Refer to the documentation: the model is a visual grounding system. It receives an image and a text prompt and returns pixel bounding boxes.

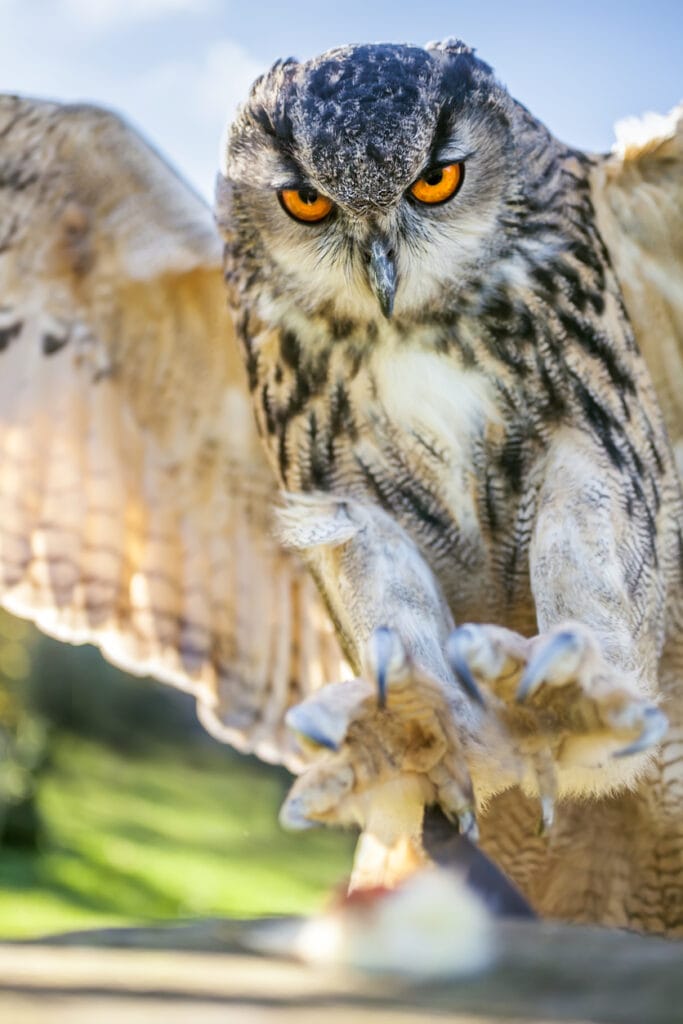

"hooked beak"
[366,237,397,319]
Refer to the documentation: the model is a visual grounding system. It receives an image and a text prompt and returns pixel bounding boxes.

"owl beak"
[366,238,397,319]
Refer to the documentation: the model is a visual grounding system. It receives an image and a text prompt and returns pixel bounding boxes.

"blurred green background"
[0,610,354,939]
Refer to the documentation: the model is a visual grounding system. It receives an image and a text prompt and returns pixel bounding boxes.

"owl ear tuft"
[240,58,299,145]
[425,38,476,58]
[273,56,299,70]
[426,38,495,80]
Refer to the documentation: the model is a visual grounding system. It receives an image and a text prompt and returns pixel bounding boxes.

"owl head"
[218,41,535,324]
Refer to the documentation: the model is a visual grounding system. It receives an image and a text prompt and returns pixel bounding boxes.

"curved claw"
[538,794,555,835]
[516,630,583,703]
[612,706,669,759]
[279,796,322,831]
[446,630,485,706]
[457,808,479,843]
[371,625,396,709]
[532,750,557,836]
[285,704,341,751]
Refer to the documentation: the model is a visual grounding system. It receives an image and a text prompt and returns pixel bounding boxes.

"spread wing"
[0,95,346,768]
[591,102,683,472]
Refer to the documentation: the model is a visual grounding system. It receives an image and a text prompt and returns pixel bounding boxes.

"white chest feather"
[369,344,501,463]
[351,344,503,556]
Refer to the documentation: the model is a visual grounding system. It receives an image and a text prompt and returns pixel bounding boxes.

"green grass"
[0,736,355,939]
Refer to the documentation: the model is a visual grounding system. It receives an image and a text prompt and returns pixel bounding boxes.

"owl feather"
[0,95,346,768]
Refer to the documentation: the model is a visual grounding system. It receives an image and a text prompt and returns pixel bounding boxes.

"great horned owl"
[0,39,682,935]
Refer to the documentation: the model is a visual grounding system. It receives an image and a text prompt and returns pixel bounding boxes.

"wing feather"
[0,95,346,768]
[591,102,683,471]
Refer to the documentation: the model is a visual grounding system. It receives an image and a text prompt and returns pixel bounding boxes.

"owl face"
[221,42,519,323]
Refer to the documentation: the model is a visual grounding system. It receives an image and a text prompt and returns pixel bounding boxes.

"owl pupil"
[424,169,443,186]
[299,189,318,205]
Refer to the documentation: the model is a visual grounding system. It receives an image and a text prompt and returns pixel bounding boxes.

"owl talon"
[285,703,342,751]
[516,629,583,702]
[279,796,321,831]
[612,705,668,758]
[446,628,486,706]
[530,750,557,836]
[366,626,411,709]
[457,808,479,842]
[369,625,398,708]
[537,794,555,836]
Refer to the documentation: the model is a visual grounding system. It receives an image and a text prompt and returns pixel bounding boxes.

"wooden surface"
[0,917,681,1024]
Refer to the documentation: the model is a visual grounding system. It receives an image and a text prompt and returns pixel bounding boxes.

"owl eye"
[409,162,464,205]
[278,187,334,223]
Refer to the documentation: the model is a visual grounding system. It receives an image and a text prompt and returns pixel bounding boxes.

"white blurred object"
[250,868,494,980]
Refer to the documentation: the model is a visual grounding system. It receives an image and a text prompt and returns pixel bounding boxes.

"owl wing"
[0,95,346,768]
[591,102,683,470]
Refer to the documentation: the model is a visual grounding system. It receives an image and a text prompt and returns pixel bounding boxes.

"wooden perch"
[0,916,681,1023]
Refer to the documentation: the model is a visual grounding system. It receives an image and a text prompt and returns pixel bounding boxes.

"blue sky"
[1,1,681,200]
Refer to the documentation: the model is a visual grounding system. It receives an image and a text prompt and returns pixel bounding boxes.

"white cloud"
[60,0,213,32]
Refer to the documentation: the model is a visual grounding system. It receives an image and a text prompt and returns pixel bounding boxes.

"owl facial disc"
[223,41,514,321]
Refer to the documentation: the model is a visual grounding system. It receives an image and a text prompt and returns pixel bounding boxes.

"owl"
[0,39,682,936]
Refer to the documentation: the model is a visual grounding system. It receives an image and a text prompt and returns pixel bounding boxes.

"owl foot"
[447,622,668,810]
[280,622,667,889]
[280,628,479,890]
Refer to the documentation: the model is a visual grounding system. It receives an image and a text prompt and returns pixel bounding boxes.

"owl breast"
[253,305,536,627]
[355,339,520,623]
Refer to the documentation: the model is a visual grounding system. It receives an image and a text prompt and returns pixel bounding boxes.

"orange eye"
[279,187,333,223]
[410,162,464,205]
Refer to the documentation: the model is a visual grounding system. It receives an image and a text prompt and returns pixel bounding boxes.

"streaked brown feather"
[0,95,345,768]
[591,102,683,471]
